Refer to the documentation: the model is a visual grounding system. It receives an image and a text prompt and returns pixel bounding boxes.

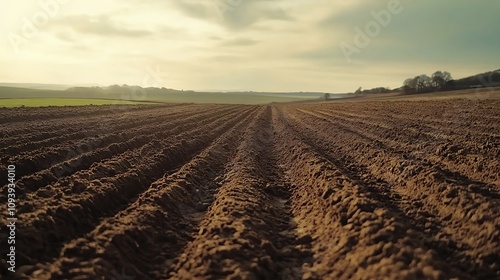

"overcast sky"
[1,0,498,92]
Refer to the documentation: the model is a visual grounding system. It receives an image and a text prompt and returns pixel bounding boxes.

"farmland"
[0,86,334,105]
[0,99,499,279]
[0,98,157,108]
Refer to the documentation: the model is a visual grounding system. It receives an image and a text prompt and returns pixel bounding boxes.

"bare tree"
[416,74,432,92]
[431,71,452,90]
[403,78,417,93]
[404,71,453,93]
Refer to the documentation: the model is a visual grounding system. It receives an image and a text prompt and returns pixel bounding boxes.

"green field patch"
[0,98,159,108]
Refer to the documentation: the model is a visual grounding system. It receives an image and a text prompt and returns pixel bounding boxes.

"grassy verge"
[0,98,160,108]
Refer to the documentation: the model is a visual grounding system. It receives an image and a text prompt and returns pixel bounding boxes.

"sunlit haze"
[1,0,498,92]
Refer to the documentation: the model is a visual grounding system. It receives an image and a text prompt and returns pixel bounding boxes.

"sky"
[1,0,499,93]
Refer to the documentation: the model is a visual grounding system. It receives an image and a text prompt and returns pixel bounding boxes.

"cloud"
[54,15,153,37]
[2,0,498,93]
[172,0,293,30]
[301,0,500,67]
[222,38,260,47]
[173,1,211,20]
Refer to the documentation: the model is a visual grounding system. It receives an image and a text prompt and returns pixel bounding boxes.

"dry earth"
[0,99,499,279]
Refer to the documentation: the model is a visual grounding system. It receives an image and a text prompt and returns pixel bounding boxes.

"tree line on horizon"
[352,69,500,95]
[402,71,453,94]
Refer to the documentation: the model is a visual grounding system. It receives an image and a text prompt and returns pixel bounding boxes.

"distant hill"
[355,68,500,95]
[0,83,73,90]
[0,85,343,104]
[0,86,66,98]
[452,69,500,89]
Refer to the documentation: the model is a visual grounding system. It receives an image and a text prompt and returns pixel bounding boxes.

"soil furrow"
[305,101,496,136]
[10,106,255,269]
[311,107,499,186]
[1,98,498,280]
[169,106,313,280]
[0,106,244,199]
[272,106,467,279]
[296,108,499,193]
[285,106,500,278]
[0,104,188,143]
[0,103,189,125]
[277,107,480,278]
[0,104,205,156]
[24,106,259,279]
[0,105,240,187]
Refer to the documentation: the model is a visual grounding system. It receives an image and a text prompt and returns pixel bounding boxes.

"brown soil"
[0,100,499,279]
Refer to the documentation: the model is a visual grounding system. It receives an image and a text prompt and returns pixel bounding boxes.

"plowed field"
[1,100,499,279]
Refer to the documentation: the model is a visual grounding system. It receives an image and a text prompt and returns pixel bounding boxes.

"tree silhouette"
[403,71,452,93]
[431,71,452,90]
